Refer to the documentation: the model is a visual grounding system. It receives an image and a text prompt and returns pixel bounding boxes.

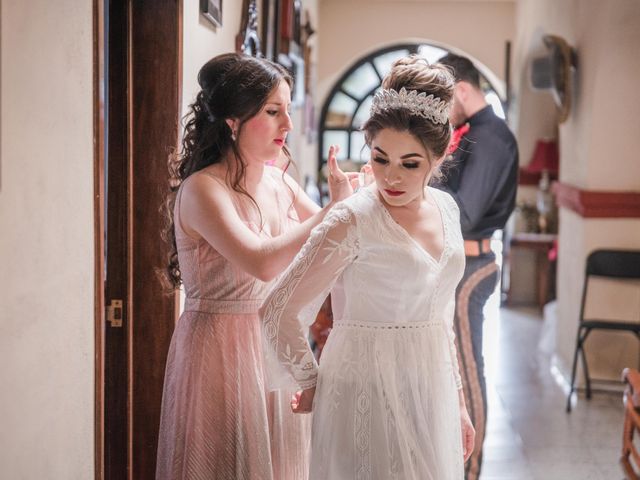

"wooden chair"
[622,368,640,479]
[566,249,640,412]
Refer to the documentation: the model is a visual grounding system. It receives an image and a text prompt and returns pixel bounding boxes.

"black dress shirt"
[436,105,519,240]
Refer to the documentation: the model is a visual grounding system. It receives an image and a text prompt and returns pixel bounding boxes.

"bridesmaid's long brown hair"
[162,53,293,289]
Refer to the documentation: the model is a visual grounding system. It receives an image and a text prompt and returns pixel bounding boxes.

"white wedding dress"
[260,184,466,480]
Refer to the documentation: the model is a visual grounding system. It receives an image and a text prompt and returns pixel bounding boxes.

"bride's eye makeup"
[372,156,420,169]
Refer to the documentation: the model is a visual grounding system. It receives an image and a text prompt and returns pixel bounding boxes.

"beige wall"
[318,1,516,108]
[514,0,640,188]
[512,0,640,380]
[282,0,320,184]
[182,0,319,183]
[0,1,95,478]
[181,1,243,116]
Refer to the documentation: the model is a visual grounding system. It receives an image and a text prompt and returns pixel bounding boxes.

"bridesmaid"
[156,53,351,480]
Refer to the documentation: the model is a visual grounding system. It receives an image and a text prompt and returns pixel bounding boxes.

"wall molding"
[552,182,640,218]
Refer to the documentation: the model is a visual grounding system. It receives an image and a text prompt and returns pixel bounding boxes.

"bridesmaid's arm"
[180,152,352,282]
[280,148,364,222]
[280,166,360,222]
[280,170,321,220]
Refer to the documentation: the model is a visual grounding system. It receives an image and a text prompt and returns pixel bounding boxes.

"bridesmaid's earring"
[231,131,237,142]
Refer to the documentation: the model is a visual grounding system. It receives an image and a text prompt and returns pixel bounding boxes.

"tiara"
[370,87,450,125]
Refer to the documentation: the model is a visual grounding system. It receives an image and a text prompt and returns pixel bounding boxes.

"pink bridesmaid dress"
[156,169,310,480]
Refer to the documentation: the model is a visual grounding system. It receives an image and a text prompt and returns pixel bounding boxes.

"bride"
[260,55,475,480]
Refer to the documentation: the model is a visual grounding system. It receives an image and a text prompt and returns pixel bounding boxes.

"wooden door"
[94,1,182,479]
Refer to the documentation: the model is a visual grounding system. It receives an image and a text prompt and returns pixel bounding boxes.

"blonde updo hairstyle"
[363,55,455,178]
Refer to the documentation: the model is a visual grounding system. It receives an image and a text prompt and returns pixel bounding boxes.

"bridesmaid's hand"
[345,163,373,192]
[460,406,476,462]
[291,386,316,414]
[327,145,353,204]
[357,162,374,190]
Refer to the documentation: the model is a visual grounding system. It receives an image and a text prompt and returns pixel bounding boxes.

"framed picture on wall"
[261,0,277,60]
[201,0,222,28]
[237,0,262,56]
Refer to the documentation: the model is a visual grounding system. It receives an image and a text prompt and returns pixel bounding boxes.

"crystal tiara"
[369,87,450,125]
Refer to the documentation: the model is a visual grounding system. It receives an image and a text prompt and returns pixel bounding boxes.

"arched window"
[317,43,504,203]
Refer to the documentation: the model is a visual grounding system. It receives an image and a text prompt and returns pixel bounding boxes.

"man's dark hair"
[438,53,481,89]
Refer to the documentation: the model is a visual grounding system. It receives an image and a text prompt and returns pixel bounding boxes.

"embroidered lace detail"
[261,203,359,390]
[334,321,444,329]
[354,335,372,480]
[432,188,465,390]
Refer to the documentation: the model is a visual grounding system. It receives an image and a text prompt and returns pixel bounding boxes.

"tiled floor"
[480,302,626,480]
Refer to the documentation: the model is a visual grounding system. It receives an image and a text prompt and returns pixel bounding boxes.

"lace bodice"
[260,185,465,391]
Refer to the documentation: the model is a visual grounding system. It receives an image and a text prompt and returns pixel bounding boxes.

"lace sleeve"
[445,297,463,390]
[440,190,464,390]
[259,204,359,391]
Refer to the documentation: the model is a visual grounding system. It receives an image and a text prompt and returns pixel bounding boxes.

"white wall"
[0,1,95,478]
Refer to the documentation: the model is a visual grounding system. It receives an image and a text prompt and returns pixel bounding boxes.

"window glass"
[350,131,370,163]
[342,63,380,100]
[372,49,410,78]
[325,92,358,128]
[352,95,375,130]
[485,92,506,119]
[417,44,448,64]
[322,131,349,160]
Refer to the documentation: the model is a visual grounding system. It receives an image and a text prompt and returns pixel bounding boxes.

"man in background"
[436,53,519,480]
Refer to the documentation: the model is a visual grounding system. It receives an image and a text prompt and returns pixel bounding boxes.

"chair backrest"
[585,249,640,280]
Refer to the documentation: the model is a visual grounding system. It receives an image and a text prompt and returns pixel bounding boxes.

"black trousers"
[455,253,499,480]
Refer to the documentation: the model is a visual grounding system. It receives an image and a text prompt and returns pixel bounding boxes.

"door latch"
[107,299,123,327]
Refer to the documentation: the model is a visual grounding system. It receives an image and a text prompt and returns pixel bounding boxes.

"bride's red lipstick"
[384,189,404,197]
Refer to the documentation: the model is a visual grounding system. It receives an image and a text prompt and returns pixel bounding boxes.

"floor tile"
[479,304,624,480]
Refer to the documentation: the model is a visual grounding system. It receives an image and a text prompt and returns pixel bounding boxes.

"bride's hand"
[291,386,316,414]
[460,406,476,462]
[327,145,353,204]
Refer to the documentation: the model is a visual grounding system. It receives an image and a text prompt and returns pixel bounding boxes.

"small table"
[507,232,557,310]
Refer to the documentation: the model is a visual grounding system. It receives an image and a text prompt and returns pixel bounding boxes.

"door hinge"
[107,299,123,327]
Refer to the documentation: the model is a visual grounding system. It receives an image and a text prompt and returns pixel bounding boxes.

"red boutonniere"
[447,123,470,155]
